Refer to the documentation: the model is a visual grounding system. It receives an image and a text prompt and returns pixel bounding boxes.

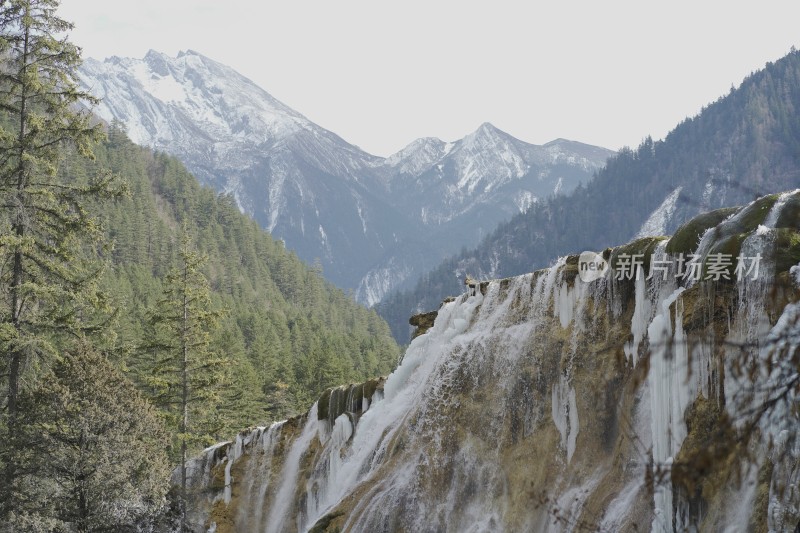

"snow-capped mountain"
[80,50,613,304]
[382,123,611,226]
[356,125,613,303]
[81,50,407,290]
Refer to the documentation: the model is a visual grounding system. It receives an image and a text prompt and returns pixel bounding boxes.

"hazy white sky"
[59,0,799,156]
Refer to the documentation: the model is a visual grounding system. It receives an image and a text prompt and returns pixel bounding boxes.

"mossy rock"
[666,207,741,256]
[707,233,747,258]
[207,499,236,533]
[208,462,227,491]
[561,254,581,284]
[700,227,800,280]
[672,395,736,500]
[727,193,780,234]
[362,377,385,401]
[317,378,386,422]
[609,236,669,273]
[317,388,333,421]
[667,194,779,260]
[410,310,438,339]
[775,192,800,229]
[319,386,353,423]
[680,282,737,333]
[774,228,800,273]
[701,233,748,280]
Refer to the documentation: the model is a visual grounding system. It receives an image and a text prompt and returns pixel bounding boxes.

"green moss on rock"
[207,499,236,533]
[775,192,800,229]
[702,233,748,279]
[666,207,741,256]
[673,395,736,500]
[362,376,385,401]
[774,228,800,273]
[609,236,669,273]
[317,388,332,422]
[317,377,386,423]
[561,254,581,284]
[729,193,779,233]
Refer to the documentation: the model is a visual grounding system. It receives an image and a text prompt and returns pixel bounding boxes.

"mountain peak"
[543,137,571,146]
[176,49,202,58]
[475,121,503,136]
[463,122,516,146]
[460,121,515,152]
[385,137,452,175]
[394,136,446,154]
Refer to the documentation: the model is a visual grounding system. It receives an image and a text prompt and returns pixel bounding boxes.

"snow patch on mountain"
[385,137,449,176]
[81,50,311,149]
[553,177,564,195]
[454,123,528,194]
[636,187,683,238]
[513,191,538,213]
[356,260,415,307]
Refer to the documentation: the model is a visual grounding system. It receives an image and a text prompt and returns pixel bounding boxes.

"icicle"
[625,271,651,366]
[647,287,687,533]
[552,374,579,463]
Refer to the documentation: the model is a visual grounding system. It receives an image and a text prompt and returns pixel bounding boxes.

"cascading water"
[182,191,800,533]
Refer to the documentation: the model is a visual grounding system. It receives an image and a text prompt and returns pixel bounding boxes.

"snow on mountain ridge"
[385,137,450,176]
[452,122,529,194]
[79,50,615,305]
[383,123,609,201]
[82,49,312,148]
[635,187,683,238]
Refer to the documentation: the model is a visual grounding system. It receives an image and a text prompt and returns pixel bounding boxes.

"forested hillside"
[0,3,398,526]
[379,47,800,343]
[92,123,399,430]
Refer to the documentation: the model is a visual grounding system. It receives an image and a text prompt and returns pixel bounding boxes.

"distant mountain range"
[377,48,800,342]
[79,50,613,305]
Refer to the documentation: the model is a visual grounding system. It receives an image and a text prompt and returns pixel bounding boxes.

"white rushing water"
[184,192,800,533]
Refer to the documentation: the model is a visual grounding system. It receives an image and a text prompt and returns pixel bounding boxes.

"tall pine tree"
[0,0,120,516]
[145,228,228,532]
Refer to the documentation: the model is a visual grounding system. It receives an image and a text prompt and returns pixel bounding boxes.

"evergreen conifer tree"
[145,227,228,532]
[14,342,170,531]
[0,0,121,515]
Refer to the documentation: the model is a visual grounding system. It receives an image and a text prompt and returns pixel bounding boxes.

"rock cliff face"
[182,192,800,532]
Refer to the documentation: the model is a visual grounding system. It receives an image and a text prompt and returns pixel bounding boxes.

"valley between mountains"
[79,50,614,307]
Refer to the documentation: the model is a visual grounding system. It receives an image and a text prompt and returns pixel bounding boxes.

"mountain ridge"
[79,50,614,305]
[377,48,800,342]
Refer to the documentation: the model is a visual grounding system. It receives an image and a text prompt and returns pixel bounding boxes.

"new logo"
[578,251,609,283]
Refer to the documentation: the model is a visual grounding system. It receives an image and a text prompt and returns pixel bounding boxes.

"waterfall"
[182,191,800,533]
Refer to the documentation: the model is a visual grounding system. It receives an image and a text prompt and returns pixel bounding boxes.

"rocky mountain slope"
[78,50,613,304]
[379,48,800,342]
[179,191,800,532]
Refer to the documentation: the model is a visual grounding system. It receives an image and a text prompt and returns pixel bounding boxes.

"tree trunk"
[3,6,30,513]
[180,263,189,533]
